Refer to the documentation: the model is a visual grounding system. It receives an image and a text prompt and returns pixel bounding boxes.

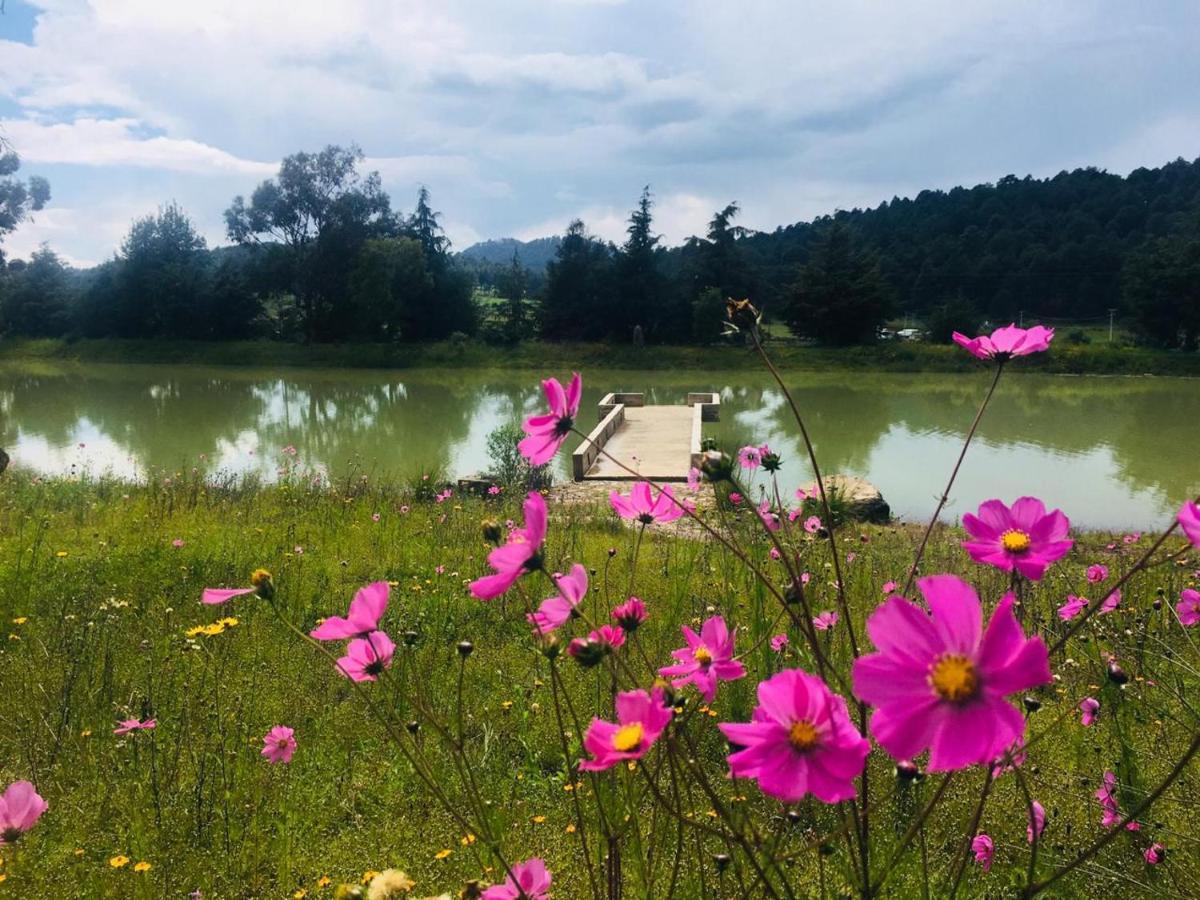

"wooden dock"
[572,392,719,481]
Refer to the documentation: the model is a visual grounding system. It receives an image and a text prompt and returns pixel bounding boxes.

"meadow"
[1,463,1198,898]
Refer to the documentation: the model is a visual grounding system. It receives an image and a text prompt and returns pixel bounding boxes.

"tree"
[399,187,476,339]
[1123,230,1200,350]
[0,145,50,264]
[784,223,891,345]
[924,291,982,343]
[114,203,211,338]
[540,220,616,340]
[495,250,531,342]
[0,245,70,336]
[345,237,433,340]
[615,186,665,339]
[225,145,395,340]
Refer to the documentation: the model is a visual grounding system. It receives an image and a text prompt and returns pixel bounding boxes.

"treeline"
[2,146,1199,348]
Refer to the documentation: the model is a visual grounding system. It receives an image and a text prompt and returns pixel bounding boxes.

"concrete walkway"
[584,405,696,480]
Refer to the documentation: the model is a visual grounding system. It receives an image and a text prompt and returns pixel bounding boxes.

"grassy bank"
[1,473,1197,897]
[2,336,1198,376]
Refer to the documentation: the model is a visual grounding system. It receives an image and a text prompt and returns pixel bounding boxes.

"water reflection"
[1,362,1195,530]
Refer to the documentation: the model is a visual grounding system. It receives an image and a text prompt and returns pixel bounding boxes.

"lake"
[1,360,1195,530]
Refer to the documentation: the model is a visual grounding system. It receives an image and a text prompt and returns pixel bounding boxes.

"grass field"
[1,467,1197,898]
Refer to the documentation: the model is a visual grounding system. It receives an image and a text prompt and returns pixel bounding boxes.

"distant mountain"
[457,236,562,270]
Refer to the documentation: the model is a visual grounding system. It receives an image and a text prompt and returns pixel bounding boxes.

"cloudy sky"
[2,0,1199,267]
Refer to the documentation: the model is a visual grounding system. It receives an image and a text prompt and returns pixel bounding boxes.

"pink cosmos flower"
[1096,770,1141,830]
[770,633,788,653]
[113,718,156,736]
[261,726,296,764]
[1176,589,1200,626]
[803,515,822,534]
[1027,800,1046,843]
[482,858,552,900]
[971,834,994,872]
[756,500,781,532]
[518,373,582,465]
[737,445,762,469]
[0,781,48,844]
[795,487,809,501]
[769,547,782,560]
[961,497,1073,581]
[1058,595,1087,621]
[610,482,685,525]
[311,581,388,641]
[728,491,743,505]
[470,492,548,600]
[588,624,625,650]
[527,564,588,635]
[1123,531,1141,544]
[171,538,185,548]
[579,689,673,771]
[1144,843,1165,865]
[201,569,274,605]
[612,597,647,632]
[487,485,502,496]
[687,467,701,492]
[881,581,897,594]
[812,611,839,631]
[336,631,395,682]
[952,323,1054,361]
[1179,500,1200,547]
[371,512,381,522]
[659,615,746,702]
[1099,589,1122,614]
[718,668,870,804]
[1079,697,1099,726]
[852,575,1052,772]
[1086,564,1108,584]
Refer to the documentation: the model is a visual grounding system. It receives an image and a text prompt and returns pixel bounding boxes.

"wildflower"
[1086,564,1108,584]
[610,482,685,526]
[1096,770,1141,830]
[1079,697,1099,726]
[971,834,994,873]
[1027,800,1046,843]
[1123,531,1140,544]
[612,597,647,632]
[803,515,822,534]
[1176,589,1200,626]
[371,512,381,522]
[434,849,452,860]
[769,547,781,560]
[760,447,782,472]
[737,445,762,469]
[659,615,746,702]
[470,492,547,600]
[580,689,672,771]
[134,861,152,873]
[310,582,389,641]
[336,632,395,682]
[881,581,897,594]
[812,611,838,631]
[961,497,1072,581]
[1058,595,1087,621]
[202,568,274,605]
[1099,589,1122,614]
[366,869,415,900]
[1179,500,1200,547]
[113,718,156,736]
[488,485,502,496]
[952,323,1054,361]
[1145,843,1166,865]
[755,500,781,532]
[519,373,582,465]
[171,539,185,548]
[718,668,869,803]
[588,624,625,650]
[261,726,297,764]
[481,858,552,900]
[109,855,130,868]
[725,297,762,331]
[852,574,1051,772]
[527,564,588,635]
[0,781,48,844]
[185,625,207,637]
[770,634,788,653]
[687,467,701,492]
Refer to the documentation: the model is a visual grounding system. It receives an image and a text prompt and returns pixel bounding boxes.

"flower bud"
[761,451,783,473]
[457,640,474,658]
[250,568,275,600]
[566,638,605,668]
[406,720,420,735]
[895,759,923,783]
[481,520,503,544]
[713,853,731,873]
[403,630,419,646]
[1022,696,1042,713]
[1107,660,1128,685]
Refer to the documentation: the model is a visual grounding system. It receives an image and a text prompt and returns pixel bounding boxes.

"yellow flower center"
[613,722,645,752]
[930,654,979,703]
[1000,529,1031,553]
[788,720,820,752]
[250,568,273,586]
[693,645,713,666]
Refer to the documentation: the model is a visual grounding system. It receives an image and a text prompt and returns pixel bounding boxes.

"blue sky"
[2,0,1199,267]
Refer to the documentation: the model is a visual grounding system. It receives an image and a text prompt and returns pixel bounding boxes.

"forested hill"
[458,236,561,269]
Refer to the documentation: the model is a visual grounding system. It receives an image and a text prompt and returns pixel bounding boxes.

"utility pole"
[1108,308,1117,343]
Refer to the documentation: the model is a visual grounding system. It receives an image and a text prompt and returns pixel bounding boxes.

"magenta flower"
[470,492,548,600]
[311,581,388,641]
[482,857,552,900]
[687,466,701,492]
[728,491,743,505]
[1079,697,1099,726]
[737,445,762,469]
[527,564,588,635]
[803,515,822,534]
[1027,800,1046,843]
[579,689,673,771]
[0,781,48,844]
[718,668,869,804]
[612,597,647,632]
[1086,564,1108,584]
[770,633,788,653]
[1179,500,1200,547]
[1058,595,1087,621]
[881,580,897,594]
[261,726,297,764]
[971,834,994,872]
[812,611,839,631]
[756,500,781,532]
[1096,770,1141,830]
[202,568,274,605]
[588,624,626,650]
[171,538,185,548]
[1176,589,1200,626]
[1099,589,1122,614]
[952,323,1054,361]
[336,631,395,682]
[113,717,156,736]
[961,497,1073,581]
[1144,843,1165,865]
[852,575,1051,772]
[518,373,582,465]
[610,482,684,525]
[659,615,746,702]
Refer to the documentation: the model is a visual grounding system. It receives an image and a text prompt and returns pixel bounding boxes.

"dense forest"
[2,143,1199,348]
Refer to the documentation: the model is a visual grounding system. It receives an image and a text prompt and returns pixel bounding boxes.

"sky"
[1,0,1199,268]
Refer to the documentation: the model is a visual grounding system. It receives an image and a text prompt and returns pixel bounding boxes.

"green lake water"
[1,361,1195,531]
